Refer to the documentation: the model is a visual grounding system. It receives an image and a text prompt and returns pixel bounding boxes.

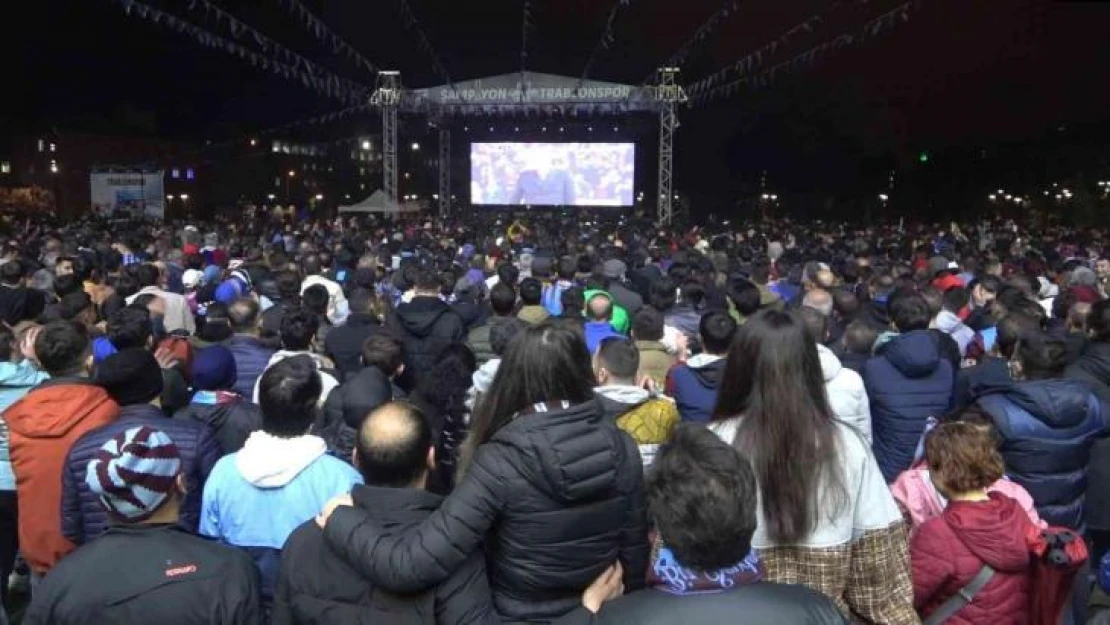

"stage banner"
[90,171,165,219]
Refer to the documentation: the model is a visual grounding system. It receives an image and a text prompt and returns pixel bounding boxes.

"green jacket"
[583,289,629,334]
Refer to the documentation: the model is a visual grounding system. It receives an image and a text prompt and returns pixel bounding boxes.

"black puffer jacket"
[173,391,263,456]
[1068,341,1110,403]
[323,399,649,624]
[386,297,465,392]
[551,584,847,625]
[319,367,403,459]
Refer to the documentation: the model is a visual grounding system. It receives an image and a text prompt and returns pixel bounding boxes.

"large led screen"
[470,142,634,206]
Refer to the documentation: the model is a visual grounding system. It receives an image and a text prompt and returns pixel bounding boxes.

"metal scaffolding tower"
[438,125,451,217]
[371,71,402,207]
[654,67,686,226]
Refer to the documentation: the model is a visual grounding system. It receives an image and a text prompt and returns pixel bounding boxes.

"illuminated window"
[0,162,10,174]
[37,139,44,152]
[171,168,180,179]
[186,168,195,180]
[49,143,56,153]
[272,141,282,153]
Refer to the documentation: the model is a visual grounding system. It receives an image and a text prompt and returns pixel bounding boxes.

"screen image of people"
[470,142,635,206]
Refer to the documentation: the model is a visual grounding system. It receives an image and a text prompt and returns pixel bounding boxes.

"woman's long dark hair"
[460,322,597,473]
[710,309,847,544]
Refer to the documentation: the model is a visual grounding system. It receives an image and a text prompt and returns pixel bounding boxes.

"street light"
[250,138,257,146]
[287,170,295,177]
[315,194,324,200]
[988,194,996,200]
[411,142,420,151]
[166,194,175,201]
[879,194,889,201]
[267,194,275,200]
[179,194,189,200]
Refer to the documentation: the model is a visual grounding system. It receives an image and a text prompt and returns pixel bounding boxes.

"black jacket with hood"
[1068,341,1110,403]
[319,367,404,460]
[386,297,465,392]
[273,485,501,625]
[322,399,649,624]
[551,584,846,625]
[173,391,263,456]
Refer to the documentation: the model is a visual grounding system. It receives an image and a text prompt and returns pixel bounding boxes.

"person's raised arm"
[320,441,510,593]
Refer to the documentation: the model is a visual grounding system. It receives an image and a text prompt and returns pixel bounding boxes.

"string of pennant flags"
[179,0,371,100]
[520,0,532,98]
[690,0,919,105]
[685,0,856,98]
[395,0,464,101]
[113,0,371,106]
[642,0,741,85]
[275,0,379,76]
[575,0,634,94]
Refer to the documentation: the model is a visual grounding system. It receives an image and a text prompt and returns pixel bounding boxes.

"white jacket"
[301,274,349,325]
[817,344,872,444]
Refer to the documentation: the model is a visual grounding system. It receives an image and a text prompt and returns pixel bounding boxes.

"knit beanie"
[85,425,181,522]
[192,345,237,391]
[95,348,164,406]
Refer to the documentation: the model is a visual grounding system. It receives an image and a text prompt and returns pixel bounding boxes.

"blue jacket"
[224,335,275,399]
[584,321,622,354]
[976,379,1108,530]
[667,358,726,423]
[200,434,362,600]
[0,361,49,491]
[862,330,955,482]
[542,280,574,317]
[61,404,221,545]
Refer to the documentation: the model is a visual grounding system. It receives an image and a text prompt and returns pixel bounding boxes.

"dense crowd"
[0,210,1109,624]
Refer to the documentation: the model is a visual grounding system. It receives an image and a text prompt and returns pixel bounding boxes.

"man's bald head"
[802,288,833,317]
[587,293,613,322]
[354,402,432,488]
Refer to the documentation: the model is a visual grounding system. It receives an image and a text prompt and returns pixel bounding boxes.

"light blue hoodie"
[0,361,50,491]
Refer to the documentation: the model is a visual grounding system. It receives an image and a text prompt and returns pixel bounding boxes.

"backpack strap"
[923,564,995,625]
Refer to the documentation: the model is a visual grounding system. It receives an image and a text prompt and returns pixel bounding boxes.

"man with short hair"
[201,356,363,602]
[26,426,262,625]
[5,322,119,578]
[541,257,578,316]
[467,283,523,365]
[325,288,384,380]
[254,308,339,406]
[666,311,735,423]
[387,267,465,392]
[555,424,845,624]
[516,277,550,325]
[62,348,220,544]
[321,335,406,459]
[274,402,500,624]
[584,292,622,354]
[630,307,674,389]
[225,297,276,398]
[593,339,678,471]
[259,270,302,347]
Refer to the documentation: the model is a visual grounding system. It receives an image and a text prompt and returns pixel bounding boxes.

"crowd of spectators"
[0,209,1107,623]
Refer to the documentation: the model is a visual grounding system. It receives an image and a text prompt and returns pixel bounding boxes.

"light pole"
[285,170,295,200]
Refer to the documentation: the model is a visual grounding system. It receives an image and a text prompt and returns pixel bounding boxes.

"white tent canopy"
[338,190,422,214]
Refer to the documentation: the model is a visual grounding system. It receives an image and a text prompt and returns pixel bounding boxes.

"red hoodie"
[911,492,1034,625]
[5,379,119,573]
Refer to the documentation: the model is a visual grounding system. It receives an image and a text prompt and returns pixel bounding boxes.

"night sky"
[4,0,1109,202]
